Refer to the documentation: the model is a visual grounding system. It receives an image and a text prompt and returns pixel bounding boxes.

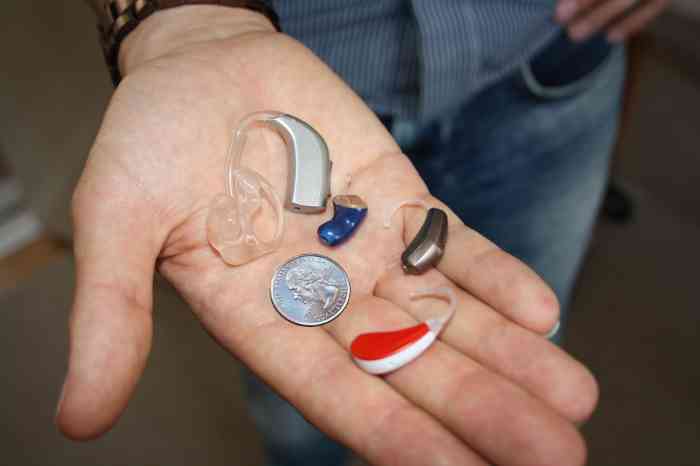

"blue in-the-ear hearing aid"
[318,195,368,246]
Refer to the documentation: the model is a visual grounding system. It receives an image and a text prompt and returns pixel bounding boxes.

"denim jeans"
[247,32,626,466]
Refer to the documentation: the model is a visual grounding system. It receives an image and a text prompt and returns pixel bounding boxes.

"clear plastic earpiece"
[207,112,286,266]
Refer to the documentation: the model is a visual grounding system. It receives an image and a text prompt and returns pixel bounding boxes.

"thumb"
[55,181,162,440]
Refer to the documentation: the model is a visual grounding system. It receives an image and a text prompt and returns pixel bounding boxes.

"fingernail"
[545,320,561,340]
[607,30,625,43]
[55,380,67,421]
[569,25,590,42]
[556,0,578,23]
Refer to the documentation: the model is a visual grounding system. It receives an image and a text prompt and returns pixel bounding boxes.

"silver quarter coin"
[270,254,351,326]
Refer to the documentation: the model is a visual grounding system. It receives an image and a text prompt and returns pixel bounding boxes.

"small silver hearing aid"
[385,199,448,274]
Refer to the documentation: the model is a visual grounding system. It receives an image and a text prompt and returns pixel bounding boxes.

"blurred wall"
[673,0,700,18]
[0,1,112,238]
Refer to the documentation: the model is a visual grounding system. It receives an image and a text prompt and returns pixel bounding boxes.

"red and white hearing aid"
[350,287,456,375]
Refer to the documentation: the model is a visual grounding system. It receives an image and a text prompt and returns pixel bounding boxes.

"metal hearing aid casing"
[268,114,331,214]
[402,208,448,274]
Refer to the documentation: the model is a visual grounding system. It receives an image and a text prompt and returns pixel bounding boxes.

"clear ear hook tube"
[351,287,457,375]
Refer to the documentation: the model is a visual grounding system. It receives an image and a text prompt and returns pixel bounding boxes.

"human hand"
[556,0,670,42]
[56,6,598,465]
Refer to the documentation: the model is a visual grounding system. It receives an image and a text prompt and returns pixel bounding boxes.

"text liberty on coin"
[271,254,351,326]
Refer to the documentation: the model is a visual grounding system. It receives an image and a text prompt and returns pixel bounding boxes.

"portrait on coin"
[285,263,341,321]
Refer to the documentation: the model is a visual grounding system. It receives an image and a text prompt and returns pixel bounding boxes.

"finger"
[556,0,604,23]
[325,296,587,466]
[401,196,559,334]
[607,0,670,42]
[165,261,485,466]
[376,267,599,424]
[343,156,557,332]
[567,0,639,41]
[55,181,162,440]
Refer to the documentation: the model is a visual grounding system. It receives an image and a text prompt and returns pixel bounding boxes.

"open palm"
[57,14,597,466]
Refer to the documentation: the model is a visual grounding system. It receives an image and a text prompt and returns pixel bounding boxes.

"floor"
[2,12,699,466]
[0,258,266,466]
[568,196,700,466]
[565,37,700,465]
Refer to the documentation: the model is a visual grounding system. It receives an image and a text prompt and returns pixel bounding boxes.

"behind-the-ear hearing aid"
[207,111,332,266]
[351,287,456,374]
[385,199,448,274]
[229,112,331,213]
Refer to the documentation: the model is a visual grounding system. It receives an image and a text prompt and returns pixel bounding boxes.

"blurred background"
[1,1,698,465]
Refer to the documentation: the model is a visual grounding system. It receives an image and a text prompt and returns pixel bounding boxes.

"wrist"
[119,5,278,78]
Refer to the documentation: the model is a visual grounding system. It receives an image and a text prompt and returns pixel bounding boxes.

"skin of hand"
[56,6,599,466]
[556,0,671,42]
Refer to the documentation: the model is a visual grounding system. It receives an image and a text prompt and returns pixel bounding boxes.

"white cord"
[409,286,457,334]
[384,199,430,228]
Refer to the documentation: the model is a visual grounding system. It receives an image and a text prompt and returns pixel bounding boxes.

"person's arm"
[57,5,597,465]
